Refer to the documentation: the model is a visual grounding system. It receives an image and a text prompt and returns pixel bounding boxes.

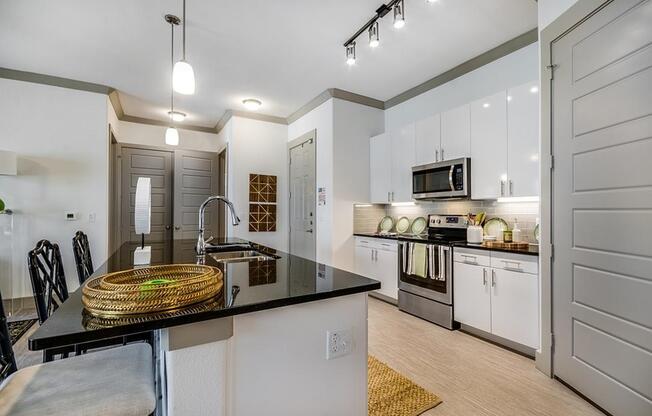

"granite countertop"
[29,238,380,351]
[354,233,539,256]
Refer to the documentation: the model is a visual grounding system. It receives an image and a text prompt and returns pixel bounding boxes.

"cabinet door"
[415,113,441,165]
[370,133,392,203]
[354,245,374,279]
[470,91,508,200]
[507,81,539,197]
[453,262,491,332]
[390,123,416,202]
[490,268,539,348]
[376,247,398,300]
[440,104,470,161]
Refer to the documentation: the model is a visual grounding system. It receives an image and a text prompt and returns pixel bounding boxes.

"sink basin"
[209,250,276,263]
[204,243,253,253]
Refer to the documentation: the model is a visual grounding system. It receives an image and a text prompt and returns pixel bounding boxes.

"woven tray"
[82,264,223,318]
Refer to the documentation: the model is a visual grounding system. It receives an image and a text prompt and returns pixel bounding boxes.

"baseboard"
[459,324,536,358]
[368,291,398,306]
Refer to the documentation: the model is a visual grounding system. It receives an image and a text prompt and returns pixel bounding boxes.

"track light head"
[393,0,405,29]
[346,43,356,65]
[368,21,379,48]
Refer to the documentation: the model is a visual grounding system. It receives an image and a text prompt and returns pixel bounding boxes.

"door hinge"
[551,334,555,353]
[549,155,555,170]
[546,64,558,80]
[550,243,555,260]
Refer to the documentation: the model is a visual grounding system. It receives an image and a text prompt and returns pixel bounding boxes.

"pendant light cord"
[170,21,174,114]
[182,0,186,61]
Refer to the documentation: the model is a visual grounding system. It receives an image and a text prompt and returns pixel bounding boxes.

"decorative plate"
[396,217,410,234]
[534,223,540,242]
[379,216,394,233]
[411,217,427,235]
[483,217,509,239]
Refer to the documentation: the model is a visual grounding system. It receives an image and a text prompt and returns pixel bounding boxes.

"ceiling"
[0,0,537,127]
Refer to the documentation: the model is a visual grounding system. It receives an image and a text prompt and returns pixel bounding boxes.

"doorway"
[288,130,316,261]
[112,144,220,263]
[549,1,652,415]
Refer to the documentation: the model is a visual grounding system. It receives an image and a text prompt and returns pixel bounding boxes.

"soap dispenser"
[512,218,522,243]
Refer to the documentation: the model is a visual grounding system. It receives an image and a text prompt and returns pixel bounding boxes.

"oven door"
[412,158,469,199]
[398,242,452,305]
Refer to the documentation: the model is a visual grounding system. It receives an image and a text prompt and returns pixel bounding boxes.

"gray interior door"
[551,1,652,414]
[289,133,316,261]
[120,146,173,264]
[173,150,219,260]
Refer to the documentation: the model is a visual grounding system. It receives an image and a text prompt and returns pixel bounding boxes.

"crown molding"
[0,67,112,94]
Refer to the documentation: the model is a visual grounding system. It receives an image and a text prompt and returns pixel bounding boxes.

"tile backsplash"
[353,201,540,243]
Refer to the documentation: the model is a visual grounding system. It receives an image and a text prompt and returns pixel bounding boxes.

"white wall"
[332,99,384,272]
[287,99,383,270]
[226,116,289,251]
[114,120,225,153]
[288,100,334,264]
[385,42,539,132]
[538,0,579,29]
[0,78,109,296]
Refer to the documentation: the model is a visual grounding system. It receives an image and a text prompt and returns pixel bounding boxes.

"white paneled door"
[551,1,652,415]
[289,132,316,261]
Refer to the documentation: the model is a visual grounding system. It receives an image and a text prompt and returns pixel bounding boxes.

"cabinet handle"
[500,180,505,197]
[435,149,439,162]
[441,148,444,160]
[387,192,390,202]
[509,180,513,196]
[482,268,487,286]
[491,269,496,287]
[391,192,394,201]
[461,254,477,264]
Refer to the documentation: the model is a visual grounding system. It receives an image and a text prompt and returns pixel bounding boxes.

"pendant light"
[393,0,405,29]
[368,21,380,48]
[165,15,180,146]
[173,0,196,95]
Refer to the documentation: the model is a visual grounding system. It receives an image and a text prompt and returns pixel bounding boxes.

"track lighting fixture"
[173,0,196,95]
[393,0,405,29]
[165,14,181,146]
[368,21,380,48]
[343,0,408,64]
[346,43,356,65]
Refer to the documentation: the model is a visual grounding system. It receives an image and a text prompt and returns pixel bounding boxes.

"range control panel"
[428,214,469,229]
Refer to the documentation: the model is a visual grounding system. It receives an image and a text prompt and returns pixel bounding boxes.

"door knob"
[165,225,171,230]
[306,229,313,233]
[174,226,181,230]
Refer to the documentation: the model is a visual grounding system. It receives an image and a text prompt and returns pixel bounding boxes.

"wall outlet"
[326,329,352,360]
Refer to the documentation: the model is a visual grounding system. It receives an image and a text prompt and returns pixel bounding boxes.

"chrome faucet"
[196,196,241,256]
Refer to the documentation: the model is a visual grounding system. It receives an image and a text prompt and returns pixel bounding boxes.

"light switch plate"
[326,329,352,360]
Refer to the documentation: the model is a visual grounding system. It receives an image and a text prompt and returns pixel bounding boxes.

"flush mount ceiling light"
[172,0,196,95]
[168,110,186,122]
[242,99,262,111]
[368,21,380,48]
[165,14,181,146]
[346,42,356,65]
[343,0,407,64]
[393,0,405,29]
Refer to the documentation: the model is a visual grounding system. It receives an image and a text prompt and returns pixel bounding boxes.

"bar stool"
[0,289,156,416]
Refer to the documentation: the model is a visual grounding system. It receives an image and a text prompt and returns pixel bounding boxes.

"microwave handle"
[448,166,455,191]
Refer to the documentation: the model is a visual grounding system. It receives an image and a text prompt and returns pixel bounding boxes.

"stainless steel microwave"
[412,157,470,199]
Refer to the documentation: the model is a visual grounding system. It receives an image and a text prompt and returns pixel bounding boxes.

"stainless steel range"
[398,214,468,329]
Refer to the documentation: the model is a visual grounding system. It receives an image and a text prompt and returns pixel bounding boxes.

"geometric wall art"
[248,174,277,232]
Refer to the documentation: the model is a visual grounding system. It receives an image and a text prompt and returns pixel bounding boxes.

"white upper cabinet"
[507,81,540,197]
[370,132,392,203]
[471,91,508,200]
[390,123,416,202]
[440,104,471,161]
[415,113,441,166]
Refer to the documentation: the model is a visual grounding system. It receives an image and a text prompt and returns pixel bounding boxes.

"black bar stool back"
[0,290,17,382]
[72,231,94,285]
[27,240,69,325]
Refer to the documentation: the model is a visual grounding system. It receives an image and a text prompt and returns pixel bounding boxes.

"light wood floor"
[368,297,603,416]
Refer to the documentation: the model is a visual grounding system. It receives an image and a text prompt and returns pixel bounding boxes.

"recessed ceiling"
[0,0,537,126]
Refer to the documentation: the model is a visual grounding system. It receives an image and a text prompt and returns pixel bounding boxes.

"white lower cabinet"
[354,237,398,300]
[454,248,539,349]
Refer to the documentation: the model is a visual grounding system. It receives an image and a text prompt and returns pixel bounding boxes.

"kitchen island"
[29,238,379,416]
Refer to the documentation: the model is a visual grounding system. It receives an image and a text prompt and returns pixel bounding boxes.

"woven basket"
[82,264,223,318]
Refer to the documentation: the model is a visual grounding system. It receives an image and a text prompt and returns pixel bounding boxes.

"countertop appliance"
[398,214,468,329]
[412,157,470,200]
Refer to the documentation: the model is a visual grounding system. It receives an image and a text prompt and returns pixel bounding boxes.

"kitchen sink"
[209,250,277,263]
[204,243,253,253]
